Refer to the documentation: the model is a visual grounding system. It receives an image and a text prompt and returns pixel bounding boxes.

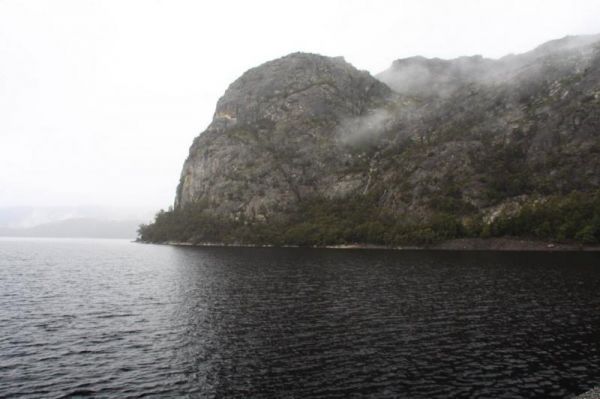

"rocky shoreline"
[139,237,600,251]
[575,387,600,399]
[428,238,600,251]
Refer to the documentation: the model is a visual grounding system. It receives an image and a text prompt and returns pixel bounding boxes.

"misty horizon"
[2,0,599,213]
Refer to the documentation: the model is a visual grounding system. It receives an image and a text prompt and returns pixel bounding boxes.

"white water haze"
[1,0,599,222]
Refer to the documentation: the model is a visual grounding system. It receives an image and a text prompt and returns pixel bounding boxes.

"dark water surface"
[1,238,599,398]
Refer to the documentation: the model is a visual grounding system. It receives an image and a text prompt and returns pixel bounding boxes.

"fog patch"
[376,34,600,98]
[376,55,493,98]
[377,60,434,94]
[337,108,394,146]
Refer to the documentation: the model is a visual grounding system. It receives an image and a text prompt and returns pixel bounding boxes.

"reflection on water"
[1,238,599,398]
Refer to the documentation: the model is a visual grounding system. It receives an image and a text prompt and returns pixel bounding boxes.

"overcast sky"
[1,0,599,214]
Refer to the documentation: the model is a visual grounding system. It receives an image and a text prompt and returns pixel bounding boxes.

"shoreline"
[575,387,600,398]
[138,237,600,252]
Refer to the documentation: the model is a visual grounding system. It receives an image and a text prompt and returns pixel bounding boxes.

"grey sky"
[1,0,599,213]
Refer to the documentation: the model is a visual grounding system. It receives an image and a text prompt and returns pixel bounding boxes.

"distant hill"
[0,218,142,239]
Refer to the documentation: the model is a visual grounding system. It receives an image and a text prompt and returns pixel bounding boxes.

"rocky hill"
[175,53,391,220]
[139,35,600,246]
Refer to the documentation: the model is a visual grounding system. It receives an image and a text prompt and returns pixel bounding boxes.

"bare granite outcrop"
[174,35,600,225]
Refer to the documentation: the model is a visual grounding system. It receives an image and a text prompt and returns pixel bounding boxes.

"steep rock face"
[175,35,600,223]
[176,53,391,220]
[370,34,600,217]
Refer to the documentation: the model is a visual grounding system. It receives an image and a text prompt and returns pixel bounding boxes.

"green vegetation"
[139,190,600,247]
[481,144,533,201]
[485,191,600,243]
[138,193,467,247]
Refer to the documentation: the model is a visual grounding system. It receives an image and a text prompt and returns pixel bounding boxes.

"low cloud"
[337,108,394,146]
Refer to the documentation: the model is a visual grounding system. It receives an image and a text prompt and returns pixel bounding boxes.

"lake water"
[1,238,599,398]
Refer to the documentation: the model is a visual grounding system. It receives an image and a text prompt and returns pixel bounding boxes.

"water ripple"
[0,238,599,398]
